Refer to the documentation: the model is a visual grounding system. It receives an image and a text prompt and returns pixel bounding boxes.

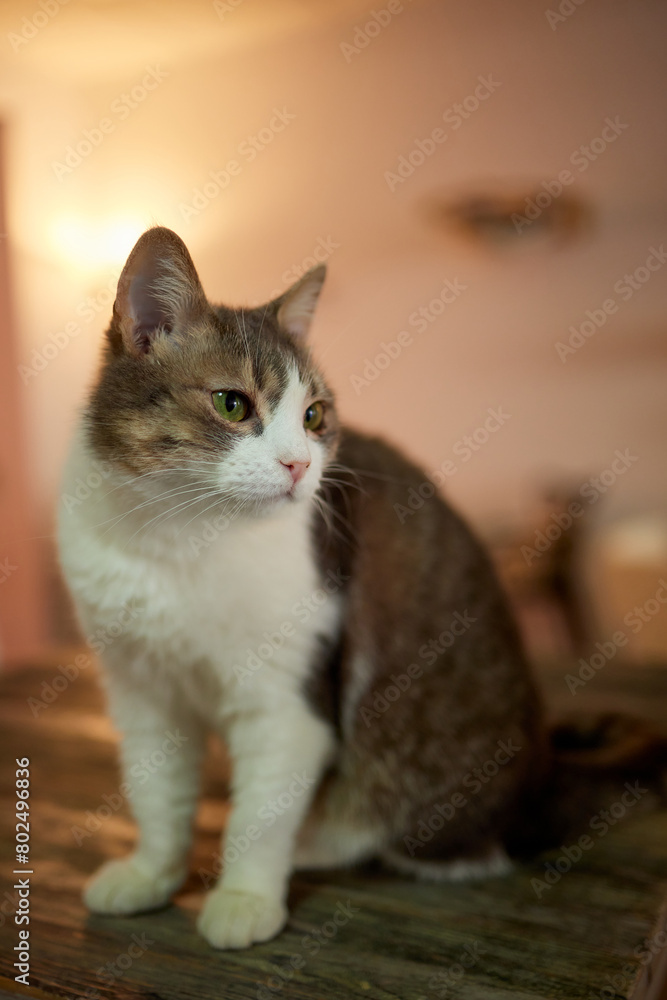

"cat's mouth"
[276,484,300,505]
[243,484,300,512]
[272,479,309,506]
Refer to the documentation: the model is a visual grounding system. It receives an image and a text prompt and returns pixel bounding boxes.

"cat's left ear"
[112,227,208,356]
[275,265,326,341]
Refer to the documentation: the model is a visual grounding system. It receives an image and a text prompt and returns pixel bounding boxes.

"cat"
[57,226,667,950]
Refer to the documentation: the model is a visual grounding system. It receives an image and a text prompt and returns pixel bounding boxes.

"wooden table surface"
[1,657,666,1000]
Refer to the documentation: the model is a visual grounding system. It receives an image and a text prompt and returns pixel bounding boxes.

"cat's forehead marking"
[211,307,323,403]
[265,364,308,424]
[254,356,291,410]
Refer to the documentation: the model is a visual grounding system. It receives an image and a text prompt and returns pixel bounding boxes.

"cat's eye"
[304,401,325,432]
[212,390,250,422]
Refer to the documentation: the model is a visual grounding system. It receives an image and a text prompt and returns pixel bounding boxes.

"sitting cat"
[57,227,665,949]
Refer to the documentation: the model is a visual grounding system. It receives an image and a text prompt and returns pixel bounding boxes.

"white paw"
[197,889,287,949]
[84,856,185,915]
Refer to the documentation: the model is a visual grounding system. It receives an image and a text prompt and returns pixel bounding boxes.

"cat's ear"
[275,265,326,341]
[112,227,208,356]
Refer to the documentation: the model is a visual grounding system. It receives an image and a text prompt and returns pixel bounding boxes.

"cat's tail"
[505,711,667,858]
[380,712,667,882]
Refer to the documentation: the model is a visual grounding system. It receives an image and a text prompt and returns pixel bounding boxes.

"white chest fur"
[57,428,342,726]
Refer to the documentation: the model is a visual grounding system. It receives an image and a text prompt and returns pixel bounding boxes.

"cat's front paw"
[84,856,185,916]
[197,888,287,949]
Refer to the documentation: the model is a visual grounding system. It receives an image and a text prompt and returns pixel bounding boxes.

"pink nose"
[281,460,310,485]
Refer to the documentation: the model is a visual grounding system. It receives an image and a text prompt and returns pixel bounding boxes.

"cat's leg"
[197,699,334,949]
[292,773,386,869]
[293,793,510,878]
[84,670,205,916]
[293,817,383,870]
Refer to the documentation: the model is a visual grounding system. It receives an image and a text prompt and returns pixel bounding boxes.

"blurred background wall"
[1,0,666,663]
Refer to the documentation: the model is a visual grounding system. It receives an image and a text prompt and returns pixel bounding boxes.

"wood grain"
[1,659,666,1000]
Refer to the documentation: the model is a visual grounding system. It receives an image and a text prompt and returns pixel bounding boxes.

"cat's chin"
[247,487,312,518]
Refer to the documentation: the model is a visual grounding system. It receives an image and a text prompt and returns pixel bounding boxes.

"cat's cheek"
[301,446,327,496]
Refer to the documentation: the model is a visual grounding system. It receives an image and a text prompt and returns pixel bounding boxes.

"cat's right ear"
[110,227,208,356]
[275,265,326,341]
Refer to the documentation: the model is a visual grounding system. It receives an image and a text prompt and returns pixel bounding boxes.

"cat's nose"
[281,460,310,485]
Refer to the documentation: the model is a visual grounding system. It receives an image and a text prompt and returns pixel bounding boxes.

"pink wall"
[0,0,666,655]
[0,124,47,662]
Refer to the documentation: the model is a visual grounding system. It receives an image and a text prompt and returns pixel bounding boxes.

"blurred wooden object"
[585,518,667,665]
[490,487,594,660]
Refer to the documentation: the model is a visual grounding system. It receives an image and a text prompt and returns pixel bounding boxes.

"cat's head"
[86,227,339,518]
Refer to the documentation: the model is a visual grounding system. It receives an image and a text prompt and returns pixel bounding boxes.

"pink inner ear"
[112,227,206,356]
[127,275,172,353]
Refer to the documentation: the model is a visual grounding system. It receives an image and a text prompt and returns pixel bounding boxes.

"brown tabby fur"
[85,227,667,875]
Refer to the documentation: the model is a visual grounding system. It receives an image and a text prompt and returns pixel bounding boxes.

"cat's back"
[320,425,501,590]
[317,426,534,703]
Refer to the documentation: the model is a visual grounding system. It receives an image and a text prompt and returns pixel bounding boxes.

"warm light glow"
[48,214,144,276]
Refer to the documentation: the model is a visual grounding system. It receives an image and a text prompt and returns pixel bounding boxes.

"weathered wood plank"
[1,661,666,999]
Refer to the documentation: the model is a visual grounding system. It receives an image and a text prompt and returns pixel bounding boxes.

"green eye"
[212,390,250,422]
[304,401,325,432]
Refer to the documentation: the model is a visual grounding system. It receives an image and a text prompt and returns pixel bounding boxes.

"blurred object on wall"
[426,185,593,250]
